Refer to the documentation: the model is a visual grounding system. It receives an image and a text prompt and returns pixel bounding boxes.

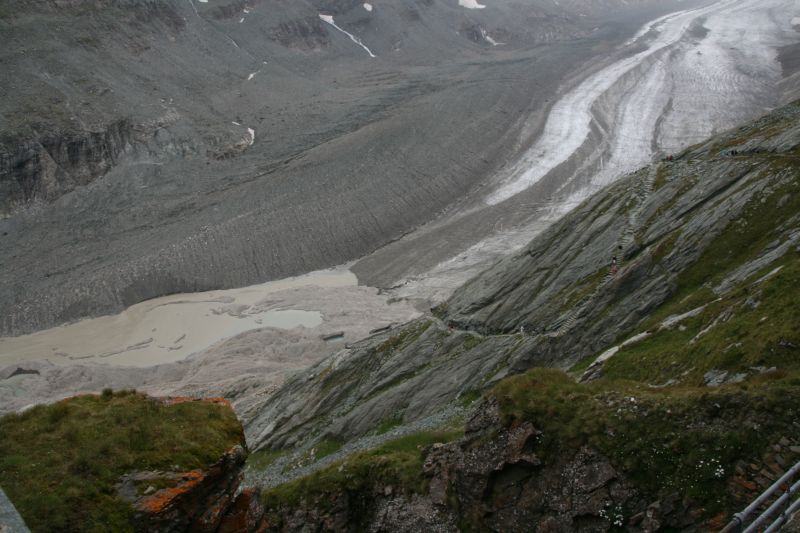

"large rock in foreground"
[0,392,246,532]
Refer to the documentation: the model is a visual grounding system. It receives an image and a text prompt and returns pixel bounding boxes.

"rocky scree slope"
[239,101,800,530]
[0,0,686,335]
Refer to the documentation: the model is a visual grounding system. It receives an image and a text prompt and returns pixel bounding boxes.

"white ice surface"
[395,0,796,303]
[459,0,486,9]
[364,3,373,12]
[487,0,793,206]
[319,14,376,58]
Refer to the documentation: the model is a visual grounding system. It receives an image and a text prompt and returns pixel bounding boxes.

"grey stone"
[244,101,800,463]
[0,488,30,533]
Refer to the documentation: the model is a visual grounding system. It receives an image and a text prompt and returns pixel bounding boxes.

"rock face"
[238,101,800,531]
[235,398,724,532]
[421,399,664,532]
[102,397,250,532]
[246,100,800,454]
[124,445,247,533]
[221,486,458,533]
[0,0,685,335]
[0,120,134,209]
[0,487,30,533]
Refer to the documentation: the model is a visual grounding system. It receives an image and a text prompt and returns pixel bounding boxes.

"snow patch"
[480,28,504,46]
[459,0,486,8]
[247,128,255,146]
[247,71,259,81]
[239,17,245,23]
[363,3,373,11]
[485,34,504,46]
[318,13,376,58]
[595,346,620,364]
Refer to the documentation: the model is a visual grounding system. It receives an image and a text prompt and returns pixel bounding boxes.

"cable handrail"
[721,460,800,532]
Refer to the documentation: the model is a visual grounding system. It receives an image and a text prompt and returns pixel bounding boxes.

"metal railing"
[721,460,800,532]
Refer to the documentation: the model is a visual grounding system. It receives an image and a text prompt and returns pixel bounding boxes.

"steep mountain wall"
[244,99,800,457]
[238,100,800,532]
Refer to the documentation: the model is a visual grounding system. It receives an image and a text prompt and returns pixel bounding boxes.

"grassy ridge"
[261,429,462,525]
[0,391,243,532]
[493,368,800,516]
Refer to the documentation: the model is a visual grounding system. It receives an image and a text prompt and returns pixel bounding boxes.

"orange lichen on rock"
[138,470,206,513]
[131,445,247,532]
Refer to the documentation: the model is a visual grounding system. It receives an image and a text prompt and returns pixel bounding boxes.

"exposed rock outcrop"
[0,120,133,212]
[270,18,331,50]
[223,475,459,532]
[421,398,717,532]
[237,396,743,531]
[123,445,247,533]
[0,391,248,532]
[246,100,800,460]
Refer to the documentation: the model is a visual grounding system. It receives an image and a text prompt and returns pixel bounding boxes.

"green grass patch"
[653,164,670,191]
[287,438,344,472]
[458,389,483,407]
[461,334,486,352]
[556,267,607,312]
[650,229,681,264]
[602,252,800,384]
[639,164,800,330]
[0,391,244,533]
[675,170,798,294]
[262,429,463,521]
[493,368,800,518]
[640,172,699,234]
[374,320,432,355]
[375,413,404,435]
[568,352,598,375]
[314,439,343,459]
[247,448,288,472]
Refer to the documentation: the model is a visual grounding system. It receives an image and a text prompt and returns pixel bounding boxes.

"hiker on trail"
[611,256,618,275]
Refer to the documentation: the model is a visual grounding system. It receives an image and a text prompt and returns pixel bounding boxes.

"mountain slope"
[0,0,690,335]
[240,100,800,530]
